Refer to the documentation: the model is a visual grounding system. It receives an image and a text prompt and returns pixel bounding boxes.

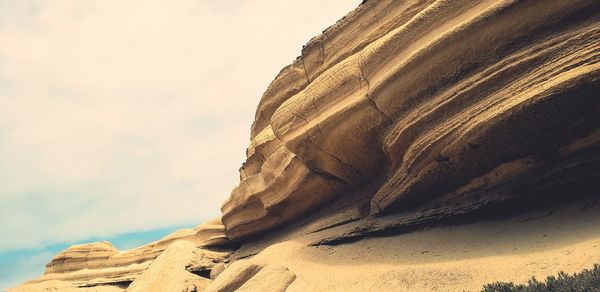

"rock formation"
[10,219,231,291]
[125,241,217,292]
[11,0,600,291]
[223,0,600,242]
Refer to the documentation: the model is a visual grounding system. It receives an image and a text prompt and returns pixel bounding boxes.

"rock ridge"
[224,0,600,242]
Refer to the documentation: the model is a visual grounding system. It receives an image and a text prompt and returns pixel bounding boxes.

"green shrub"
[482,264,600,292]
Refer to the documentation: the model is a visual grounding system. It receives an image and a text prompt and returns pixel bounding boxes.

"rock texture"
[236,265,296,292]
[126,241,216,292]
[203,260,296,292]
[11,0,600,291]
[10,218,231,291]
[222,0,600,242]
[203,260,264,292]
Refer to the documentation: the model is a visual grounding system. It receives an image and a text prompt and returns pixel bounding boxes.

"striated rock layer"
[10,218,232,291]
[223,0,600,241]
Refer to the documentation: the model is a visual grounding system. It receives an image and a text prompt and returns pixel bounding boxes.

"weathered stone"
[126,241,216,292]
[210,263,226,280]
[222,0,600,242]
[236,265,296,292]
[203,260,264,292]
[12,218,230,290]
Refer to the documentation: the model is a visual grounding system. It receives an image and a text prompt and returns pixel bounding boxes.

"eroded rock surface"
[236,265,296,292]
[203,260,296,292]
[203,260,264,292]
[127,241,223,292]
[10,218,231,291]
[223,0,600,242]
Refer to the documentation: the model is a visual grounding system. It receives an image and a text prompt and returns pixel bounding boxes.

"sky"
[0,0,360,289]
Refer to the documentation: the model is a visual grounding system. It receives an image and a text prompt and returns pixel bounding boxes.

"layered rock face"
[11,219,231,291]
[222,0,600,241]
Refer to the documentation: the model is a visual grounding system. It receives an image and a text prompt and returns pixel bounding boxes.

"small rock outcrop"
[126,241,220,292]
[236,265,296,292]
[10,218,231,291]
[203,260,264,292]
[203,261,296,292]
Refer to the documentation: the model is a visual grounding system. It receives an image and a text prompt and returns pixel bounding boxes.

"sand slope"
[243,200,600,291]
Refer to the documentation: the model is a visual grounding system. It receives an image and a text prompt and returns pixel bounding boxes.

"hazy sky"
[0,0,359,288]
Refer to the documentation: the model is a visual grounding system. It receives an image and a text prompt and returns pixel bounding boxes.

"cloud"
[0,0,360,251]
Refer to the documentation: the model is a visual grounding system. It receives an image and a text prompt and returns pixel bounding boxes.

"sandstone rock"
[45,241,119,274]
[152,217,231,249]
[126,241,218,292]
[203,260,264,292]
[210,263,226,280]
[222,0,600,241]
[12,218,231,290]
[221,144,347,241]
[236,265,296,292]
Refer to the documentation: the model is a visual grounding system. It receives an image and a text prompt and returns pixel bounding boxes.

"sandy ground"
[248,200,600,291]
[7,280,125,292]
[12,200,600,292]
